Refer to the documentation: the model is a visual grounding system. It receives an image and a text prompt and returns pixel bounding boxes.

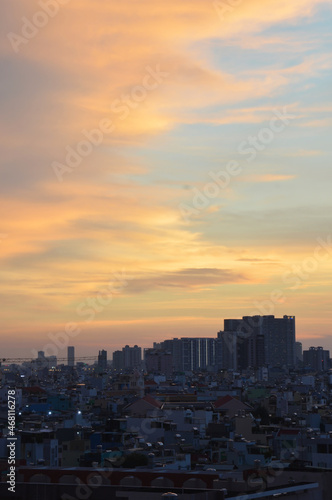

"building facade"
[219,315,296,370]
[97,350,107,371]
[303,347,330,371]
[112,345,142,371]
[67,346,75,367]
[160,337,222,372]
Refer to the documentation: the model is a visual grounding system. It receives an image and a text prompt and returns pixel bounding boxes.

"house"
[214,395,252,418]
[125,395,162,417]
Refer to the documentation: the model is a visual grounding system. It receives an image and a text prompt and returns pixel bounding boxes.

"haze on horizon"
[1,0,332,359]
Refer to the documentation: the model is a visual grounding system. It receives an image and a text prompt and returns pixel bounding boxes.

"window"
[317,444,327,454]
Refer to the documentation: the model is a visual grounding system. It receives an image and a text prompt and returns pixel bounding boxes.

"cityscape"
[1,315,332,499]
[1,0,332,499]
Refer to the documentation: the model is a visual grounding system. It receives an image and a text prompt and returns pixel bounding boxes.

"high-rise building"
[217,331,238,370]
[303,346,330,372]
[36,350,57,369]
[161,338,182,371]
[145,348,173,377]
[220,315,296,369]
[295,341,303,366]
[98,350,107,371]
[68,346,75,367]
[112,350,123,371]
[155,315,295,374]
[160,337,221,372]
[182,337,217,371]
[123,345,141,368]
[262,315,295,368]
[220,318,265,370]
[112,345,142,370]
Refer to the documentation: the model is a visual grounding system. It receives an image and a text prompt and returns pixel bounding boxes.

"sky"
[1,0,332,361]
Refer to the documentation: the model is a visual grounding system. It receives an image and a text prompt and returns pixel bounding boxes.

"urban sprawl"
[1,315,332,499]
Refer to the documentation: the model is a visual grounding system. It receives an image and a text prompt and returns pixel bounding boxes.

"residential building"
[303,346,330,372]
[112,345,142,370]
[67,346,75,367]
[220,315,296,369]
[98,350,107,371]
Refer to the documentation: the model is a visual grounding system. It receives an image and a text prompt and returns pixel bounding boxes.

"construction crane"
[1,356,98,364]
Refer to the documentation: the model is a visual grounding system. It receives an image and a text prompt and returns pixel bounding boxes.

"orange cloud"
[242,174,296,182]
[1,0,331,353]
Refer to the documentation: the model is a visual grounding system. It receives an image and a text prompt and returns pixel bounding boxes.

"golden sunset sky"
[1,0,332,360]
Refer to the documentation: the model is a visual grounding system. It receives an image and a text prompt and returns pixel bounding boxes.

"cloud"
[0,0,332,351]
[237,258,279,263]
[241,174,296,183]
[287,149,324,157]
[124,268,247,294]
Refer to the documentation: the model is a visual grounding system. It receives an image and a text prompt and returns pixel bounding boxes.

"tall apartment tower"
[303,346,330,371]
[182,337,219,371]
[98,349,107,371]
[221,318,265,370]
[221,315,296,369]
[112,350,123,371]
[160,337,221,372]
[262,315,295,368]
[217,330,238,370]
[295,341,303,366]
[68,346,75,367]
[145,348,173,377]
[123,345,141,368]
[112,345,142,370]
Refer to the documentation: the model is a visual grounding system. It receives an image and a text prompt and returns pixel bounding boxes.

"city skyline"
[1,1,332,358]
[2,314,331,366]
[0,308,330,360]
